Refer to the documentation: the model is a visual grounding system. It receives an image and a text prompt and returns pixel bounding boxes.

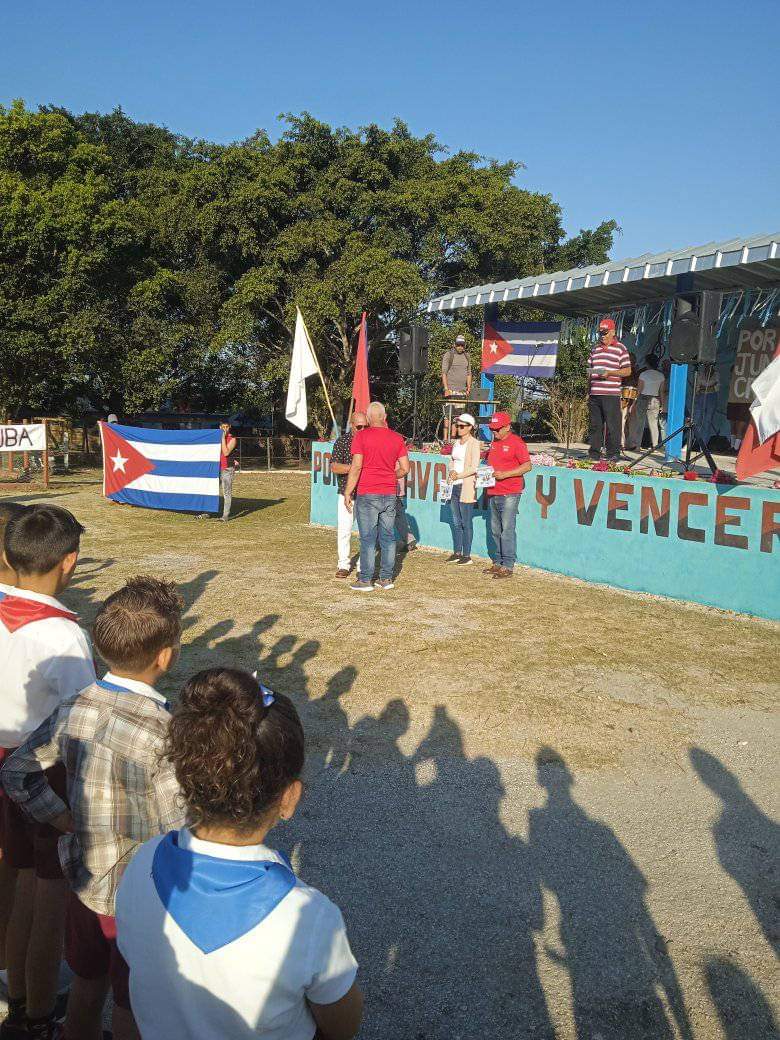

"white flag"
[285,308,320,431]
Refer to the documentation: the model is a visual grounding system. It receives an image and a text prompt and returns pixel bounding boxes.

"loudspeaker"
[398,325,429,375]
[697,290,721,363]
[411,325,429,375]
[399,330,413,374]
[668,291,722,364]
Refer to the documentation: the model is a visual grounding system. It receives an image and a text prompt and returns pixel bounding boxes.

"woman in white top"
[627,357,666,450]
[116,669,362,1040]
[445,413,481,565]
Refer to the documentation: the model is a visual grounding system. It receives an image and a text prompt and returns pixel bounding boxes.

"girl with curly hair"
[116,668,362,1040]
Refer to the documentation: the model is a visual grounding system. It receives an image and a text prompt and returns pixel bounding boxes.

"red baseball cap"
[488,411,512,430]
[598,317,616,331]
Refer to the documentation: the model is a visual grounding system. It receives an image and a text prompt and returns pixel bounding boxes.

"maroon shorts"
[0,749,65,880]
[65,891,130,1009]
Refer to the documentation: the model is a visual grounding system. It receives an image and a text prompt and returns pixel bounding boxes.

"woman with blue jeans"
[445,413,481,566]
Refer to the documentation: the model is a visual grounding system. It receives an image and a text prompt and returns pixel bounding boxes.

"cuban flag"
[99,423,222,514]
[482,320,561,377]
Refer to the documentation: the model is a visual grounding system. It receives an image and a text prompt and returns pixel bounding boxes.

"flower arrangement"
[530,453,557,468]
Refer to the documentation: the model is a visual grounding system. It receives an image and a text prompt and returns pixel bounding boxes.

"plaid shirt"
[1,674,184,916]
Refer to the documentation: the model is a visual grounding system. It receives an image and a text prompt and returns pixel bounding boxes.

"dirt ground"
[1,470,778,1039]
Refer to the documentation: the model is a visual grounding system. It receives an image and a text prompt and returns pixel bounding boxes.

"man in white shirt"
[0,504,95,1039]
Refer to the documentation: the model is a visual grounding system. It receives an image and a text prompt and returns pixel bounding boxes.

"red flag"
[352,312,370,415]
[735,337,780,480]
[99,423,156,498]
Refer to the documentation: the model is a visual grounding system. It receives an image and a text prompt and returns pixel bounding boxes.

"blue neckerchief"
[96,677,170,712]
[152,831,296,954]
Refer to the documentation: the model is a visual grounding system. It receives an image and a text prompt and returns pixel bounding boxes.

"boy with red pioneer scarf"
[0,505,95,1039]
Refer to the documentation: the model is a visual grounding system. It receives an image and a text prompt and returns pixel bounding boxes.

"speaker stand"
[625,361,719,477]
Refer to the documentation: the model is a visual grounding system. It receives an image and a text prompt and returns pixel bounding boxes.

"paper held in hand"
[476,465,495,489]
[438,480,453,504]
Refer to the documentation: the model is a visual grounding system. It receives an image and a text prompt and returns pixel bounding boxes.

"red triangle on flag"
[481,322,514,371]
[100,423,156,496]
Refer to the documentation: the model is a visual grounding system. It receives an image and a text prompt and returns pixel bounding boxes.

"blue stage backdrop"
[310,443,780,621]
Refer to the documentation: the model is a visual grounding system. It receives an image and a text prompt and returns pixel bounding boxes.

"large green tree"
[0,102,615,429]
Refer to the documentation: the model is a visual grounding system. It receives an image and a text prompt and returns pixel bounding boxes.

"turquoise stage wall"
[310,443,780,620]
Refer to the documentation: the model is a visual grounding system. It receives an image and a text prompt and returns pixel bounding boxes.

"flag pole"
[298,308,338,430]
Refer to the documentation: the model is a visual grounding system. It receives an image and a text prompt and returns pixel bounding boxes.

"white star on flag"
[490,342,498,354]
[111,450,128,474]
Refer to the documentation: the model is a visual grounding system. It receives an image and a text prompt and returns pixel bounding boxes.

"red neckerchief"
[0,590,78,633]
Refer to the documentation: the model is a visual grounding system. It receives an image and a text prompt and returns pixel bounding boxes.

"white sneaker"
[374,579,395,590]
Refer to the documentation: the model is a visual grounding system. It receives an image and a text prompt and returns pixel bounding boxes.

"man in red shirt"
[344,402,410,591]
[588,318,632,461]
[484,412,532,579]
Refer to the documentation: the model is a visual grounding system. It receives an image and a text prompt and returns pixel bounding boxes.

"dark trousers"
[588,395,622,458]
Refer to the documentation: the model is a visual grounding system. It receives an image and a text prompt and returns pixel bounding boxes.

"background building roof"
[426,230,780,316]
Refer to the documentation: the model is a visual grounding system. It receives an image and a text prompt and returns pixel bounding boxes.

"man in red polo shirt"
[484,412,532,579]
[588,317,632,461]
[344,402,410,592]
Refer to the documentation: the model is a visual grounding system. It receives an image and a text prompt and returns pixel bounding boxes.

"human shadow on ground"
[224,496,285,519]
[528,747,693,1040]
[704,957,778,1039]
[288,700,556,1040]
[690,748,780,958]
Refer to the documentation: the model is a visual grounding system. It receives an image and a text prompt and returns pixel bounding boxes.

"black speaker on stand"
[398,325,430,442]
[628,290,722,476]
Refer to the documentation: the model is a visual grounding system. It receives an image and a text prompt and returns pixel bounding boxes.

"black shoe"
[445,554,461,563]
[455,556,473,565]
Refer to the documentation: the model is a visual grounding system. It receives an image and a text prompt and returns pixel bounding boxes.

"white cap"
[455,334,466,344]
[456,412,476,427]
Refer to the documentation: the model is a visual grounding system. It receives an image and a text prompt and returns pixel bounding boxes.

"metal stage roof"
[426,230,780,317]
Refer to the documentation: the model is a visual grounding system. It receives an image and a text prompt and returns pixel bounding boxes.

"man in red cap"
[588,318,632,460]
[483,412,532,579]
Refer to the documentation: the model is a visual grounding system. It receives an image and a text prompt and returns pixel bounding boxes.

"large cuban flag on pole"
[482,320,561,377]
[99,423,222,513]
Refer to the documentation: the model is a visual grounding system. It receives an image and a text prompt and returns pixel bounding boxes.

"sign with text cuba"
[99,422,221,513]
[0,425,46,451]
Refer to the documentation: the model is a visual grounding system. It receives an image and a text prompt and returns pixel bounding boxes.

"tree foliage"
[0,101,615,429]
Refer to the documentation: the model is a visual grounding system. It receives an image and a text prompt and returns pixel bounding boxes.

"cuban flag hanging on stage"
[99,423,222,514]
[482,320,561,377]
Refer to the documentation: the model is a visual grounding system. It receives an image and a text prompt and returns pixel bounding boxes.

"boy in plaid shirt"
[2,577,185,1040]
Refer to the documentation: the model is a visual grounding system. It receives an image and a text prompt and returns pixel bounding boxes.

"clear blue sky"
[2,0,778,263]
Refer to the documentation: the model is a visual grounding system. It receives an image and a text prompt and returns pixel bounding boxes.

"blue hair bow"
[259,682,275,707]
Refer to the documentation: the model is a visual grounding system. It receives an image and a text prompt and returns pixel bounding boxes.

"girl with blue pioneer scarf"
[116,668,362,1040]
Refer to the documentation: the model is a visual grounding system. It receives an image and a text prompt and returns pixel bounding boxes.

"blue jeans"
[450,484,474,557]
[489,494,520,569]
[355,494,397,581]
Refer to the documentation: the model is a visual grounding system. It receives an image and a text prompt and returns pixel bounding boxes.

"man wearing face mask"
[330,412,367,579]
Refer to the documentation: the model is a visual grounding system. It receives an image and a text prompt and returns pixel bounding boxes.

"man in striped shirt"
[587,318,632,461]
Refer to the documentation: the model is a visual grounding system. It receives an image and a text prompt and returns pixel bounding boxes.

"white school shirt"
[0,584,95,747]
[116,829,358,1040]
[450,440,467,485]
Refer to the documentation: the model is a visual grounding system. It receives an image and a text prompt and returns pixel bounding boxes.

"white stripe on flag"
[496,354,558,368]
[126,440,221,462]
[124,474,218,495]
[501,336,560,347]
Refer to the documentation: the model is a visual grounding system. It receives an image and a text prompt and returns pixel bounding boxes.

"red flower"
[683,471,698,481]
[593,460,609,472]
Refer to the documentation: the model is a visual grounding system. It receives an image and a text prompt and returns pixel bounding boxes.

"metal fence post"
[43,420,50,488]
[266,437,271,471]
